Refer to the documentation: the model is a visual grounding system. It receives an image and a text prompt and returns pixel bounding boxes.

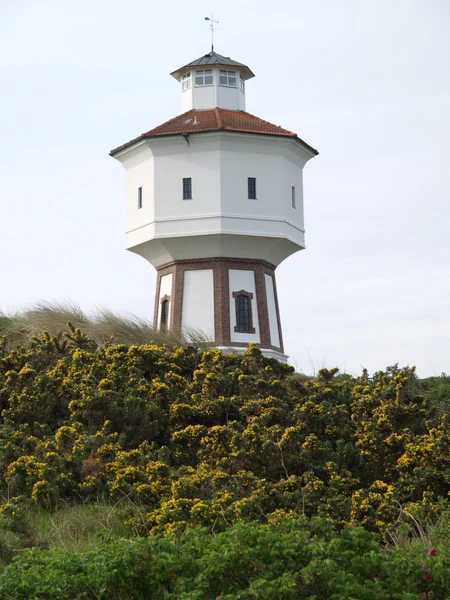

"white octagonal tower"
[111,49,318,362]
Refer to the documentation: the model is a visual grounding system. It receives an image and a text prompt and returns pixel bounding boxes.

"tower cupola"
[170,51,255,113]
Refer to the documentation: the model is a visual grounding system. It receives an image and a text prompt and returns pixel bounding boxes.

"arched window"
[160,298,169,330]
[233,290,255,334]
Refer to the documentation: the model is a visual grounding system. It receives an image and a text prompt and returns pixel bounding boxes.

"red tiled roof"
[143,108,296,138]
[110,108,318,156]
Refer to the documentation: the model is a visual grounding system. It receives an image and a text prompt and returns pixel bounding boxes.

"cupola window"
[195,70,213,86]
[233,290,256,334]
[219,70,237,87]
[181,72,191,91]
[292,186,296,208]
[240,74,245,92]
[138,186,142,209]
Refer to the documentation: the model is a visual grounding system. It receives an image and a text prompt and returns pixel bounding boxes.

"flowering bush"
[1,333,449,532]
[0,330,449,592]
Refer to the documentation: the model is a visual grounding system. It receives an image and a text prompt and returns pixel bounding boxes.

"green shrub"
[1,518,449,599]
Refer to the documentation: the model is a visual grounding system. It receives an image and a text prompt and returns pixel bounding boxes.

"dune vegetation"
[0,305,449,598]
[0,301,213,350]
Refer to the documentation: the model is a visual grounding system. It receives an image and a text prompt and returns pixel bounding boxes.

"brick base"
[154,257,284,354]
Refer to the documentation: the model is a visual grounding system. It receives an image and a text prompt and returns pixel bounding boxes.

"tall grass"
[0,302,214,350]
[26,504,134,553]
[0,502,143,563]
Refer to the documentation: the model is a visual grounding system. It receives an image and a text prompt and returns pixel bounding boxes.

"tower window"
[248,177,256,200]
[233,290,255,334]
[182,72,191,91]
[160,298,169,330]
[240,74,245,92]
[292,186,296,208]
[138,186,142,209]
[195,70,213,86]
[183,177,192,200]
[219,70,237,87]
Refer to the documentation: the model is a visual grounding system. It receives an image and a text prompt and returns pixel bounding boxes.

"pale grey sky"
[1,0,449,376]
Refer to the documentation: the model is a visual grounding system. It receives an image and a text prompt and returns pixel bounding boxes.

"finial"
[204,14,219,52]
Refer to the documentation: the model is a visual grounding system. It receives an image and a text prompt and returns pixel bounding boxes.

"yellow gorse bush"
[0,329,449,537]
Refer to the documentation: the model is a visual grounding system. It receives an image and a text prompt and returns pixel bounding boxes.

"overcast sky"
[1,0,449,377]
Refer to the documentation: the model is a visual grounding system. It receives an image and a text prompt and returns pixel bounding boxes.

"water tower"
[110,49,318,361]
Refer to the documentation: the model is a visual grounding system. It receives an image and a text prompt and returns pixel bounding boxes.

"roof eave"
[115,129,308,147]
[294,136,319,156]
[110,135,146,158]
[171,64,255,81]
[110,128,319,158]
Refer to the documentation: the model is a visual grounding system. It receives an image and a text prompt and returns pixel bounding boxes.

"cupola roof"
[171,50,255,81]
[110,108,318,156]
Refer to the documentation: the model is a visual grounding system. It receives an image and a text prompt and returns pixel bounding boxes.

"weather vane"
[204,14,219,52]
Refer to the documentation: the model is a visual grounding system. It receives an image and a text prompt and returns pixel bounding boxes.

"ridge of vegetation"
[0,302,213,350]
[0,320,449,597]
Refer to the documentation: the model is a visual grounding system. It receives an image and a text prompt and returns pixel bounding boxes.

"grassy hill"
[0,311,449,597]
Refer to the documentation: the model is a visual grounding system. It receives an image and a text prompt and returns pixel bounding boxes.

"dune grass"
[26,503,135,553]
[0,502,144,565]
[0,301,214,350]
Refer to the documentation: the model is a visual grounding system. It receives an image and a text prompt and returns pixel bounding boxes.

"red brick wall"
[154,257,284,353]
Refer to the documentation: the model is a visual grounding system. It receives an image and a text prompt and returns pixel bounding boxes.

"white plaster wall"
[219,135,309,236]
[127,233,301,269]
[119,133,311,244]
[283,156,305,231]
[192,84,216,110]
[116,132,315,268]
[152,136,221,221]
[264,273,280,348]
[229,269,260,344]
[118,144,155,234]
[181,269,215,337]
[181,86,193,113]
[217,85,245,110]
[158,273,173,329]
[239,88,245,111]
[222,148,284,216]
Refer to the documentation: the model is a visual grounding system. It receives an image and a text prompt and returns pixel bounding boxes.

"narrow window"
[248,177,256,200]
[292,186,296,208]
[138,186,142,209]
[233,291,255,334]
[183,177,192,200]
[160,299,169,330]
[182,72,191,91]
[236,295,250,332]
[240,73,245,92]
